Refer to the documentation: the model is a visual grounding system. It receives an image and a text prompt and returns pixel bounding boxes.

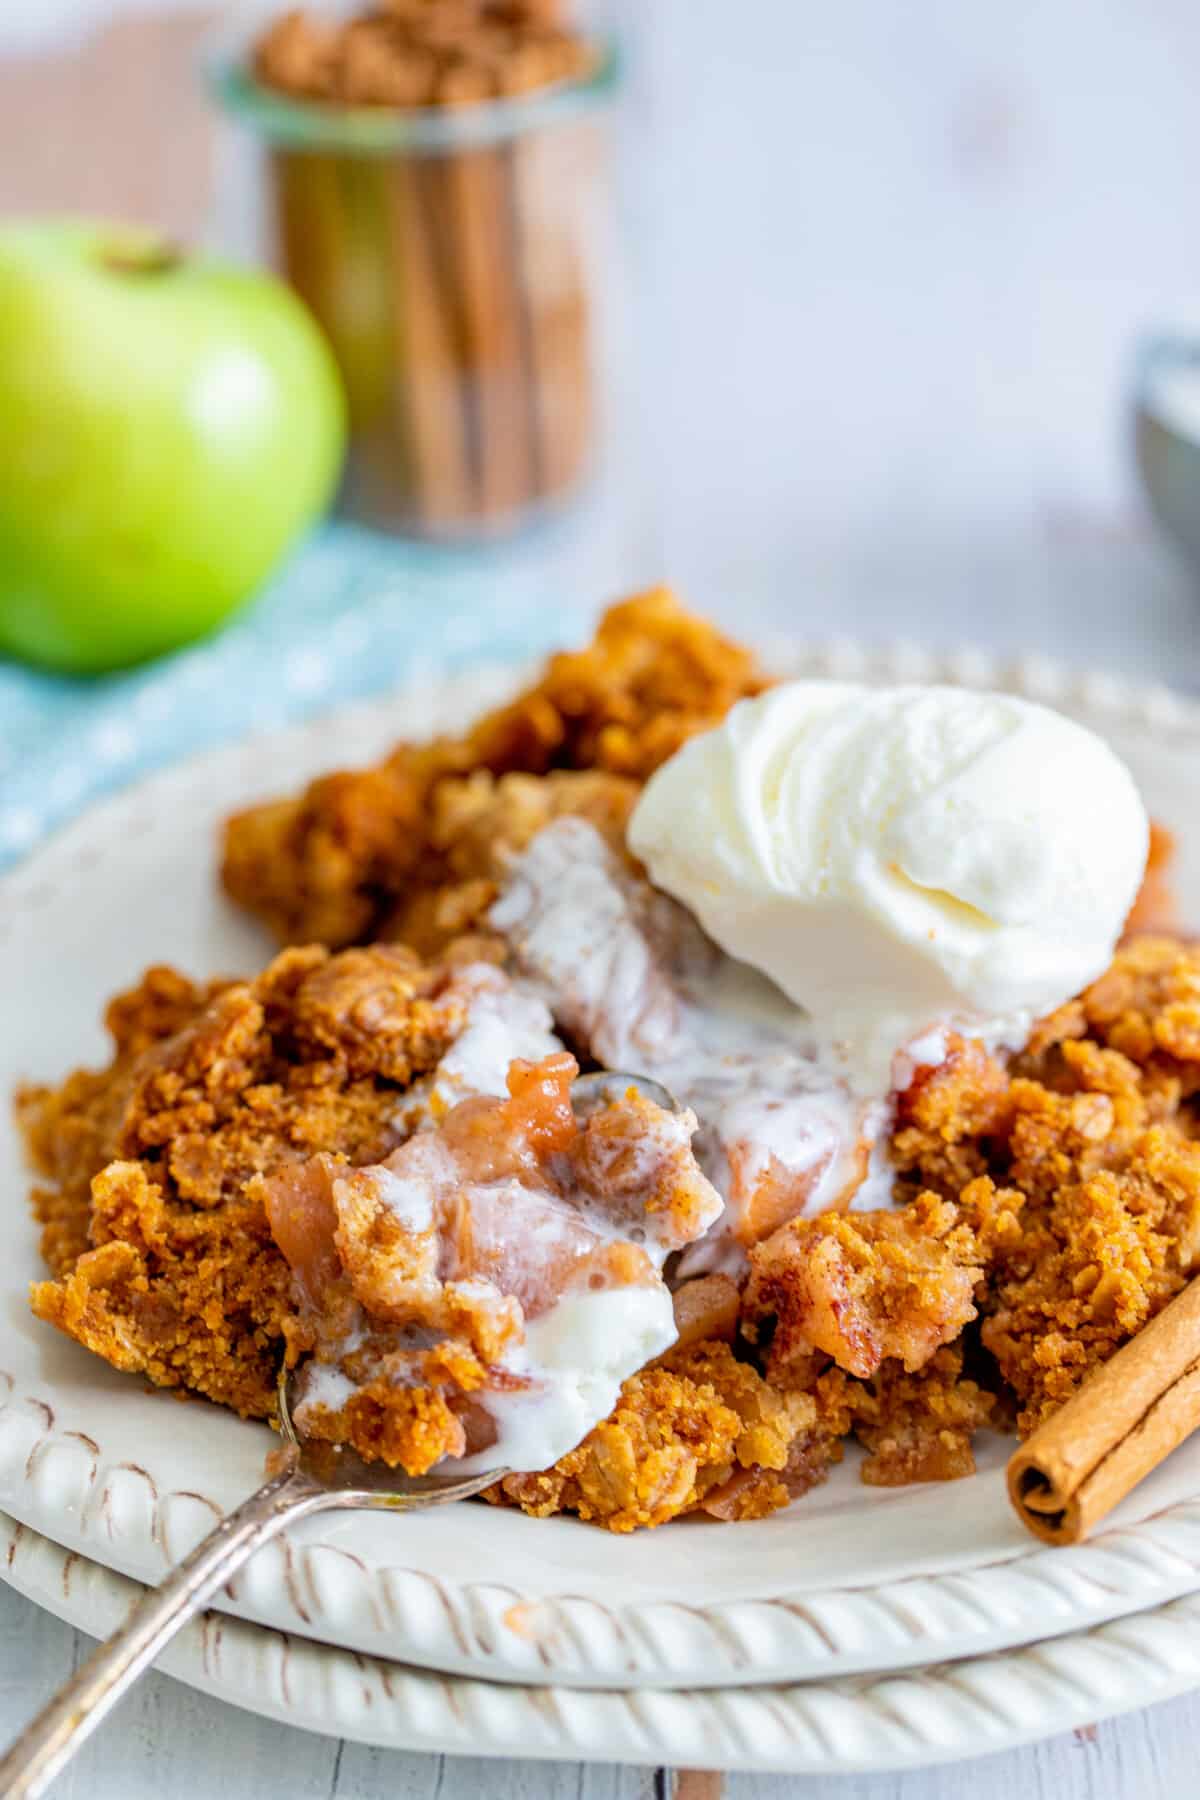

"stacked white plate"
[5,650,1200,1776]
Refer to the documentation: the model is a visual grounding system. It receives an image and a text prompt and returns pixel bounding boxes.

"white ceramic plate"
[6,646,1200,1695]
[7,1503,1200,1774]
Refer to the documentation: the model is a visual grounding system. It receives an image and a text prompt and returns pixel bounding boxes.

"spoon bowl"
[274,1367,512,1503]
[570,1068,681,1118]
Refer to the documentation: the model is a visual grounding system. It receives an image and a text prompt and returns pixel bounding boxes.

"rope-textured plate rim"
[5,1502,1200,1773]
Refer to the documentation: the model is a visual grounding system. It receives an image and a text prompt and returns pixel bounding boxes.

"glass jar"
[209,40,619,540]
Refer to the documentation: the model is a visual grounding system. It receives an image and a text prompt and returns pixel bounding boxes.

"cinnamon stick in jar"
[511,116,594,503]
[1008,1273,1200,1545]
[390,149,476,532]
[246,0,611,536]
[434,55,539,525]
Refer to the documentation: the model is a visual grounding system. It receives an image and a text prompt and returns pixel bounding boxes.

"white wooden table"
[5,1576,1200,1799]
[6,1,1200,1793]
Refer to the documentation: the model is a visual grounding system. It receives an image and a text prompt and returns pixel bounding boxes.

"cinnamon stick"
[333,154,412,519]
[271,148,341,327]
[391,150,476,531]
[430,54,539,527]
[1007,1273,1200,1545]
[512,118,594,503]
[439,137,539,525]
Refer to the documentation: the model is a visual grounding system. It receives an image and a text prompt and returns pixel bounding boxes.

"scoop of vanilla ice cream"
[628,681,1148,1088]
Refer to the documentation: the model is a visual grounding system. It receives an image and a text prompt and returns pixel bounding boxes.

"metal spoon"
[0,1375,507,1800]
[0,1069,678,1798]
[570,1068,678,1118]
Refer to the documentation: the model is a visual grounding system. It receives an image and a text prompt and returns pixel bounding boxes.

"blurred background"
[4,0,1200,798]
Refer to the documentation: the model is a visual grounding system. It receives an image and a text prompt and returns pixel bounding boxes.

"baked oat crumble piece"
[384,767,638,959]
[26,944,471,1419]
[897,938,1200,1434]
[744,1194,985,1382]
[17,965,232,1275]
[220,589,766,949]
[1125,821,1177,936]
[846,1347,997,1485]
[488,1336,849,1530]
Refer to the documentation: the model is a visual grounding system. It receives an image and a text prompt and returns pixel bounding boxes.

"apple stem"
[94,237,183,277]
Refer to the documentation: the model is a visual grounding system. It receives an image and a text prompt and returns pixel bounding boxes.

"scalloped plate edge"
[5,1505,1200,1774]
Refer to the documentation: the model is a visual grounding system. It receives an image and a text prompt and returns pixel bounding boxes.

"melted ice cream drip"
[491,817,889,1269]
[398,961,563,1128]
[278,1047,723,1475]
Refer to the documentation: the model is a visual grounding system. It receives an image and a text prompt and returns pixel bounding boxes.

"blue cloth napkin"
[0,524,575,870]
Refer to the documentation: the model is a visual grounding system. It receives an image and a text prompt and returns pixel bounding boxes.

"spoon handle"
[0,1456,331,1799]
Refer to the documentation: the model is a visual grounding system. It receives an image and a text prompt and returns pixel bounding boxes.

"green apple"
[0,220,346,673]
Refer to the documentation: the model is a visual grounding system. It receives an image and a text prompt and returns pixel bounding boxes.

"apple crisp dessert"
[21,590,1200,1530]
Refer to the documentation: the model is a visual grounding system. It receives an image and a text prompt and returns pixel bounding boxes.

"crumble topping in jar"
[263,1051,724,1473]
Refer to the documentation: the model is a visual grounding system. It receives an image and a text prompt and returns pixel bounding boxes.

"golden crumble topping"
[896,938,1200,1434]
[744,1194,984,1382]
[487,1337,849,1531]
[1124,820,1177,936]
[17,965,232,1274]
[219,589,766,948]
[385,766,638,959]
[847,1348,998,1486]
[26,944,468,1419]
